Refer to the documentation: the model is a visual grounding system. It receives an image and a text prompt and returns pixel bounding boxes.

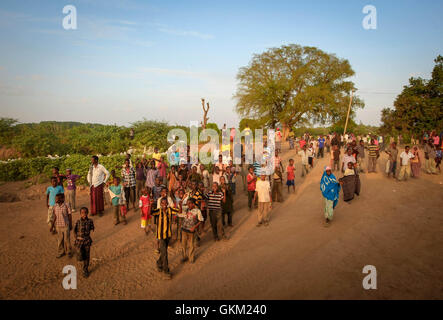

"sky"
[0,0,442,128]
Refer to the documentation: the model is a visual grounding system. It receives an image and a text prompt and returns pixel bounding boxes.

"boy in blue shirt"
[46,177,64,234]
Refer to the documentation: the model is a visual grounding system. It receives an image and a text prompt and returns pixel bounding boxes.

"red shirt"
[286,165,295,181]
[139,194,151,218]
[247,173,256,191]
[157,162,167,178]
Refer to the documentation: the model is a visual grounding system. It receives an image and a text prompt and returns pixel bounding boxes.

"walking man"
[253,173,272,227]
[398,146,415,181]
[367,139,379,173]
[424,140,437,174]
[385,142,398,178]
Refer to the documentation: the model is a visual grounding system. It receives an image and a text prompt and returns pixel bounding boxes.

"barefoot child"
[177,198,204,264]
[139,187,152,235]
[50,193,73,258]
[65,169,81,212]
[174,188,188,242]
[108,178,127,225]
[308,143,315,168]
[74,207,94,278]
[286,159,295,193]
[151,197,179,279]
[46,177,64,234]
[105,169,117,207]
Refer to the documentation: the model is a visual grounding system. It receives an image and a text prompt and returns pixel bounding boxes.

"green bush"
[0,119,187,158]
[0,154,127,185]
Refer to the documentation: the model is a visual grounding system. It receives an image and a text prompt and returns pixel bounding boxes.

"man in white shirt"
[253,173,272,227]
[87,155,110,216]
[397,146,415,181]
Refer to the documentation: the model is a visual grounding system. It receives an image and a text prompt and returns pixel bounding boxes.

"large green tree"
[234,44,364,135]
[380,55,443,136]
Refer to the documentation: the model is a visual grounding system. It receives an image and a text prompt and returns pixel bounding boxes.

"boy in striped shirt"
[151,198,179,279]
[205,182,227,242]
[367,139,379,173]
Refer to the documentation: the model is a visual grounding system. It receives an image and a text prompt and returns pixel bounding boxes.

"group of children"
[46,170,93,278]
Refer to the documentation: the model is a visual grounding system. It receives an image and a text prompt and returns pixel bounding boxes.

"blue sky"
[0,0,442,127]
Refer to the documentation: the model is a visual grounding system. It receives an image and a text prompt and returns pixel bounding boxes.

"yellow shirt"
[152,153,162,162]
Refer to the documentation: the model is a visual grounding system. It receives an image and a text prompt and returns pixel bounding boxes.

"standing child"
[308,143,315,168]
[158,156,168,186]
[174,188,188,242]
[167,165,177,195]
[50,193,73,258]
[46,177,64,234]
[178,198,204,264]
[220,176,234,227]
[226,166,237,196]
[272,167,283,202]
[65,169,81,212]
[135,162,146,200]
[52,167,66,186]
[286,159,295,193]
[246,166,257,210]
[105,169,117,207]
[436,147,442,173]
[151,197,179,279]
[108,178,127,225]
[74,207,94,278]
[139,187,152,235]
[333,146,341,172]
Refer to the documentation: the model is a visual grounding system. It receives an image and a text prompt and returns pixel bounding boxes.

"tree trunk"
[282,123,290,141]
[201,98,209,130]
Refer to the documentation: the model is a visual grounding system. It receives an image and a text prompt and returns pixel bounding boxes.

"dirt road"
[0,146,442,299]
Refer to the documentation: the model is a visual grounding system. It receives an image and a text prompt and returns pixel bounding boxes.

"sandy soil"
[0,145,442,300]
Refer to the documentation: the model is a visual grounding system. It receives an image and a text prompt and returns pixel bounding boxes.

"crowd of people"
[314,130,442,227]
[44,128,442,278]
[44,142,291,279]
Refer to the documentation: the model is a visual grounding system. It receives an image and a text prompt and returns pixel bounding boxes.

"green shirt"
[109,185,122,206]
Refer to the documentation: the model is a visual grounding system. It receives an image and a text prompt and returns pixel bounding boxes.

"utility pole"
[343,90,354,136]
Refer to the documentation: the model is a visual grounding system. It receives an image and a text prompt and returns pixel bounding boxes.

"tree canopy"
[234,44,364,130]
[380,55,443,136]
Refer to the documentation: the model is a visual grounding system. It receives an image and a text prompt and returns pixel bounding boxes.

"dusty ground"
[0,145,442,300]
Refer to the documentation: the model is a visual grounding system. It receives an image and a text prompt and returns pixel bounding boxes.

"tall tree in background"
[234,44,364,138]
[380,55,443,136]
